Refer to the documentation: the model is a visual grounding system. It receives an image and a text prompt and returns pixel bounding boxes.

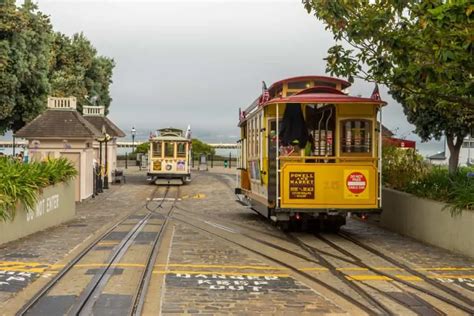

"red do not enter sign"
[346,172,367,194]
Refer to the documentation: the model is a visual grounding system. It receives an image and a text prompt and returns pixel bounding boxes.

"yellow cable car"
[235,76,386,231]
[148,127,192,185]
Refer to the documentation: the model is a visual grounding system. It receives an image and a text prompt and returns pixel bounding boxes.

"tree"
[192,139,215,157]
[134,142,150,154]
[0,1,115,134]
[302,0,473,173]
[0,0,53,133]
[49,32,115,113]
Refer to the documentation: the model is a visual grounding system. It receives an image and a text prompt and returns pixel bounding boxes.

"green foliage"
[0,157,77,222]
[192,139,215,157]
[49,32,115,114]
[0,1,53,133]
[303,0,474,173]
[382,146,474,214]
[406,167,474,214]
[382,145,428,189]
[134,142,150,154]
[0,2,115,133]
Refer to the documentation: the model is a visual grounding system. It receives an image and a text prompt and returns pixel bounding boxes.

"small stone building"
[83,106,125,182]
[15,97,101,202]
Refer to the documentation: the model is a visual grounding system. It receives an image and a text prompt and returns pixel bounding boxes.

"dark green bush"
[0,157,77,222]
[383,146,474,214]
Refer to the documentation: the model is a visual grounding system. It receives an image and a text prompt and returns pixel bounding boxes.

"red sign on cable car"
[346,172,367,194]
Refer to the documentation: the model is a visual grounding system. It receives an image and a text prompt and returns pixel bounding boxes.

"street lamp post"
[98,140,103,193]
[104,136,109,189]
[100,125,111,190]
[131,126,136,166]
[12,134,16,156]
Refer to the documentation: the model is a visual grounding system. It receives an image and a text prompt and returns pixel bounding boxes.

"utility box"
[199,154,208,171]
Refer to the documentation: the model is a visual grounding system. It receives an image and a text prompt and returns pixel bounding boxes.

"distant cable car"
[148,127,192,185]
[235,76,386,231]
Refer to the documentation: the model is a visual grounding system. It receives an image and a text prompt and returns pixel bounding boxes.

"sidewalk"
[193,166,237,175]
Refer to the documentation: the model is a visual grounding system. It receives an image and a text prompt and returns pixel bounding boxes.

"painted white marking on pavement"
[204,221,238,233]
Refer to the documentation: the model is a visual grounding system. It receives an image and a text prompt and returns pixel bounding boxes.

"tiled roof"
[83,116,126,138]
[15,109,101,139]
[381,125,394,137]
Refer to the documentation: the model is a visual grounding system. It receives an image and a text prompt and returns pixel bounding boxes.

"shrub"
[406,167,473,214]
[382,145,428,190]
[382,146,474,214]
[0,157,77,222]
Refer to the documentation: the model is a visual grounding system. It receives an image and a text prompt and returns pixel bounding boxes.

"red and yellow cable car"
[235,76,386,231]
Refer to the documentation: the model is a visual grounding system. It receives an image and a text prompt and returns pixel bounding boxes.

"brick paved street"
[1,168,473,315]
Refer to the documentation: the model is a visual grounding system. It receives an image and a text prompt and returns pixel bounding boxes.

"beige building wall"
[25,139,94,202]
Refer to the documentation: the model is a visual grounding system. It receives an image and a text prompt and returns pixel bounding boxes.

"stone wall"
[0,181,76,245]
[381,188,474,258]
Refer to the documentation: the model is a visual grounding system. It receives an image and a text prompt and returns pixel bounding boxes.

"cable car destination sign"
[289,172,315,199]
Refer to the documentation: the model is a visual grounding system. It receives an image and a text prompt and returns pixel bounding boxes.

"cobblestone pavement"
[0,170,155,310]
[158,171,474,315]
[1,169,473,315]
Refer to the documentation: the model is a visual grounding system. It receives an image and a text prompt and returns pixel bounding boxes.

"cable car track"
[207,173,474,313]
[170,202,473,315]
[17,185,179,316]
[168,212,379,315]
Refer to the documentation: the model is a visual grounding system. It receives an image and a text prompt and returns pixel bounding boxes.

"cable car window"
[152,142,162,157]
[288,81,311,89]
[314,80,336,88]
[341,120,372,153]
[177,143,186,157]
[164,142,175,158]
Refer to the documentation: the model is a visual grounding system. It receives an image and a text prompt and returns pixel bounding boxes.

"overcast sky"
[28,0,443,154]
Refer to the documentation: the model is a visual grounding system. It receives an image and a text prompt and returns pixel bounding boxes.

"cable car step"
[155,178,183,185]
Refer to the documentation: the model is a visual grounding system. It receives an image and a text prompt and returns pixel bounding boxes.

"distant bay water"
[1,129,444,158]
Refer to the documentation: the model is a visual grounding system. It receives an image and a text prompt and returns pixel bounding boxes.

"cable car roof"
[268,75,351,90]
[273,91,386,105]
[150,135,190,142]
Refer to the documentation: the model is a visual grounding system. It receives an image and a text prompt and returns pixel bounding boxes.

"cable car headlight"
[166,164,172,171]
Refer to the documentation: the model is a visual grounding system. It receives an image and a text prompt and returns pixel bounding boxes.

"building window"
[152,142,162,157]
[462,141,474,148]
[341,120,372,153]
[164,142,174,158]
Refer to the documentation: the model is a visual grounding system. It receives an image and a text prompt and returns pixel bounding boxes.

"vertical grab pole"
[236,141,240,187]
[276,104,280,208]
[378,105,383,209]
[260,114,263,169]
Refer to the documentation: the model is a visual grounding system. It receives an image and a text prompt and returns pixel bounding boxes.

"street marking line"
[152,270,290,277]
[192,194,206,199]
[203,221,238,233]
[346,275,423,281]
[49,263,147,269]
[0,261,50,267]
[429,275,474,279]
[0,268,47,273]
[154,264,289,270]
[416,267,474,271]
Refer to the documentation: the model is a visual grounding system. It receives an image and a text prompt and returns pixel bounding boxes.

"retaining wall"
[381,188,474,258]
[0,180,76,245]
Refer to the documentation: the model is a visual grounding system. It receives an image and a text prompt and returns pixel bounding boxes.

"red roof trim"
[262,93,386,106]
